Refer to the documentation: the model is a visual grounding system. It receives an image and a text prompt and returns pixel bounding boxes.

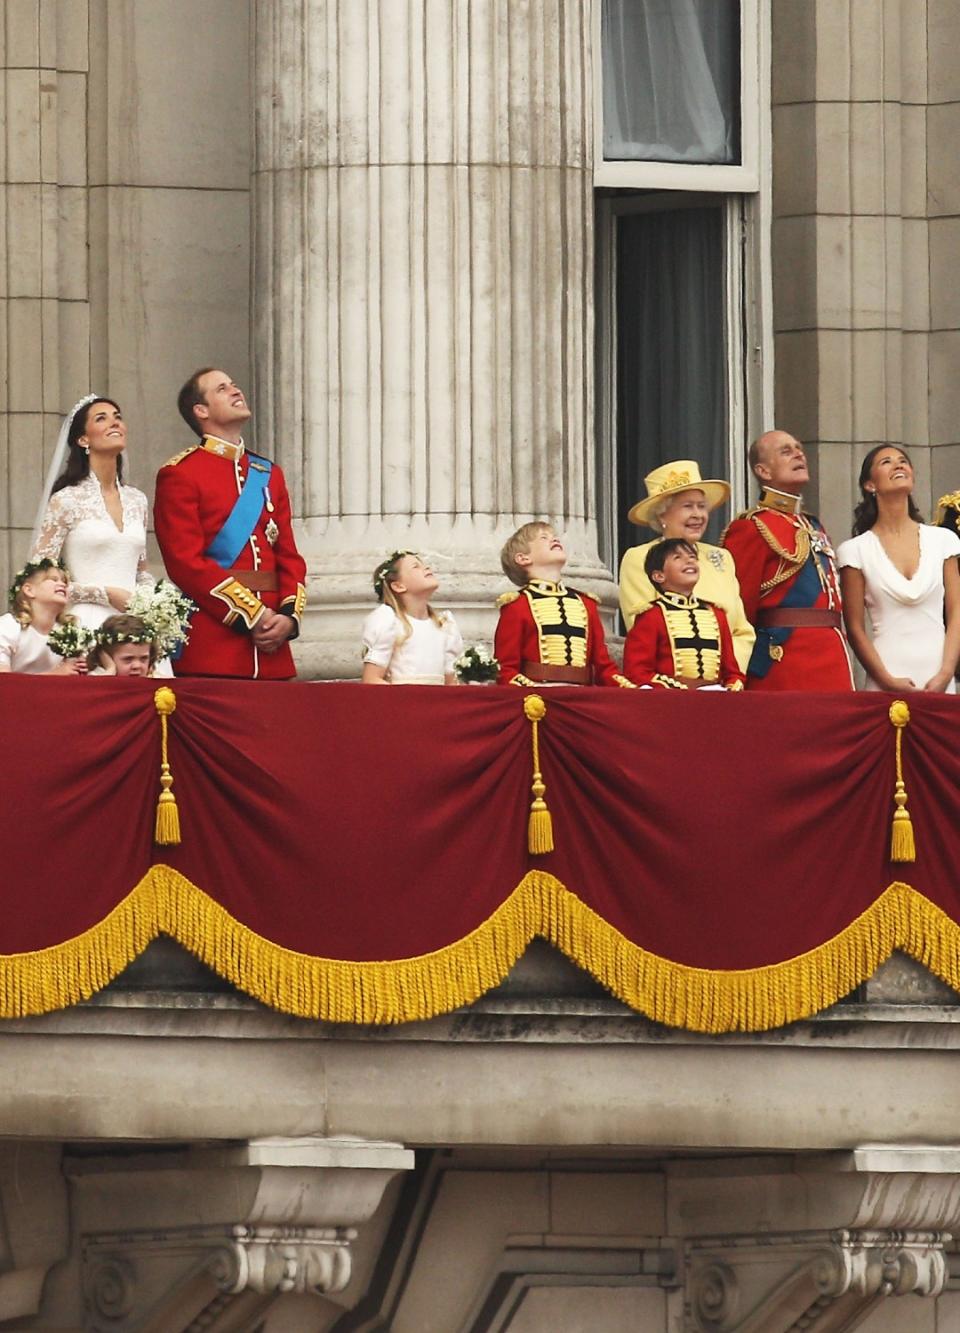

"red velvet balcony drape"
[1,677,957,1029]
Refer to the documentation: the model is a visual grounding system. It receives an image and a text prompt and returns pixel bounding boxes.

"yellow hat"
[627,460,730,529]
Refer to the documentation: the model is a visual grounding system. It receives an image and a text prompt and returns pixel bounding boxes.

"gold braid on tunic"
[749,512,814,595]
[658,596,723,683]
[524,581,589,667]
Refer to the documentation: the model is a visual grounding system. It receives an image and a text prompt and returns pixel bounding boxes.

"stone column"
[0,0,92,587]
[253,0,609,677]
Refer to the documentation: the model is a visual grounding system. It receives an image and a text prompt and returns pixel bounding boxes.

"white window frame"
[593,0,762,193]
[592,0,775,569]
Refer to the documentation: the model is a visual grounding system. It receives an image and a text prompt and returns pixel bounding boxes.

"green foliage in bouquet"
[453,644,499,684]
[127,581,196,659]
[47,620,95,659]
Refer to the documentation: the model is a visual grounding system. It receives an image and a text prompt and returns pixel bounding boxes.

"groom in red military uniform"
[153,368,307,679]
[722,430,852,691]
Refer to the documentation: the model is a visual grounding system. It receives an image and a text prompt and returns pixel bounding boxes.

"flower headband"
[95,621,156,648]
[8,558,68,609]
[373,550,416,600]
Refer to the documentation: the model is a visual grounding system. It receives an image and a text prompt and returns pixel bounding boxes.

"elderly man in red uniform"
[153,369,307,679]
[722,430,852,691]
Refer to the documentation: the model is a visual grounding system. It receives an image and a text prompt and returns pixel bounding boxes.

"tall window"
[594,0,771,573]
[614,205,727,560]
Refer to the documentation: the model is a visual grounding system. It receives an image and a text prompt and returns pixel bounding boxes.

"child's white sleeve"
[361,604,399,666]
[0,615,20,672]
[442,612,464,674]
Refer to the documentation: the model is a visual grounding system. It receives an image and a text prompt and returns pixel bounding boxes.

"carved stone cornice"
[69,1136,413,1333]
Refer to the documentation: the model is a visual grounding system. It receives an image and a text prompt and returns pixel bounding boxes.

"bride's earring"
[80,441,90,457]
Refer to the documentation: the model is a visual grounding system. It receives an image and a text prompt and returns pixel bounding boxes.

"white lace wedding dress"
[31,477,175,676]
[31,476,154,628]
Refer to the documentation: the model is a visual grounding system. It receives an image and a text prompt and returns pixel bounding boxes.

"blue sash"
[205,455,273,569]
[747,525,831,679]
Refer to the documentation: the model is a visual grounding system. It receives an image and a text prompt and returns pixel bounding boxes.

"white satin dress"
[836,524,960,692]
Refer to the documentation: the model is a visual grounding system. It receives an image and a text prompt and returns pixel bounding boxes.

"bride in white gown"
[30,395,155,629]
[837,445,960,693]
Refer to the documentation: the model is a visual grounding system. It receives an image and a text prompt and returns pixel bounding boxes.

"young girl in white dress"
[838,445,960,692]
[361,551,463,685]
[87,615,158,678]
[0,560,88,675]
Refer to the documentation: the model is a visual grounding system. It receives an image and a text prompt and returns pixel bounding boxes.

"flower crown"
[95,622,155,649]
[8,558,68,609]
[373,550,416,601]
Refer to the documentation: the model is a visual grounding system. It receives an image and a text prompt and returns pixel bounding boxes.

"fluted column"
[0,2,91,588]
[253,0,608,677]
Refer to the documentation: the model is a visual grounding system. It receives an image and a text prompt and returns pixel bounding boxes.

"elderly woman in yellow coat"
[619,460,755,674]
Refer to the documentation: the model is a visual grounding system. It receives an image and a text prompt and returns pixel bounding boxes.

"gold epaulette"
[719,509,759,545]
[161,446,199,469]
[496,590,521,608]
[936,490,960,523]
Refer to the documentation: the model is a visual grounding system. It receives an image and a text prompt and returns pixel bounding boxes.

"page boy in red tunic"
[623,539,744,691]
[494,521,633,687]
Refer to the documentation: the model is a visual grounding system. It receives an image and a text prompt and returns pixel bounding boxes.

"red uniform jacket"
[494,579,632,687]
[153,437,307,679]
[722,489,851,692]
[622,593,744,690]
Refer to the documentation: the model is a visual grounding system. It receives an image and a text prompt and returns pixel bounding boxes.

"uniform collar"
[657,589,699,610]
[758,486,802,516]
[202,434,245,462]
[526,578,567,596]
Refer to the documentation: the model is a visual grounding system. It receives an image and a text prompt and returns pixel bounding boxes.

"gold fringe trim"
[2,871,960,1030]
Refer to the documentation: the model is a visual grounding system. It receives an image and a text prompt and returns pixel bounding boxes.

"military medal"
[264,486,279,546]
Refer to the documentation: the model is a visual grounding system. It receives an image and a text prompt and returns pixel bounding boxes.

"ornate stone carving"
[684,1229,951,1332]
[71,1136,412,1333]
[209,1224,355,1295]
[687,1259,740,1330]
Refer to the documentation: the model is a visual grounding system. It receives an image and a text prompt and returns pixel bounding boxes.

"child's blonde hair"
[372,550,444,645]
[500,521,553,587]
[9,559,73,627]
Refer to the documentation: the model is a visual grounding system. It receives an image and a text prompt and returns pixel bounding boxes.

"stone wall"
[772,0,960,543]
[0,0,252,593]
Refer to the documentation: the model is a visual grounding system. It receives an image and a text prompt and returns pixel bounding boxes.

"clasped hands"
[252,608,293,654]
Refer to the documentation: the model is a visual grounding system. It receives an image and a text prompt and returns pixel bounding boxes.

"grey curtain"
[615,206,727,566]
[602,0,740,164]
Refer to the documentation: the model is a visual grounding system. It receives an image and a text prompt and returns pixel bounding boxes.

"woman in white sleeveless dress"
[837,445,960,692]
[30,395,155,630]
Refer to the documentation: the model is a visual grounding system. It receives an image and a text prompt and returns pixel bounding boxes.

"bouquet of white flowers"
[127,580,196,659]
[47,620,96,659]
[453,644,499,684]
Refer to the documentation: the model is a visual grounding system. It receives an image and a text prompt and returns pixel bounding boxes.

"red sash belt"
[757,608,842,629]
[521,661,592,685]
[228,569,278,592]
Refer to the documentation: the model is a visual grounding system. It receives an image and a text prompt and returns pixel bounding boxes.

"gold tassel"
[523,694,554,854]
[154,686,181,845]
[888,700,915,863]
